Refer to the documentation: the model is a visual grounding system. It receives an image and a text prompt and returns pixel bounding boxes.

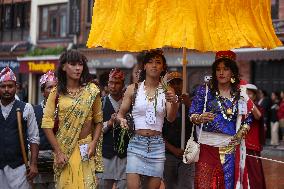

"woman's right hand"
[117,117,129,129]
[54,151,68,168]
[199,112,215,123]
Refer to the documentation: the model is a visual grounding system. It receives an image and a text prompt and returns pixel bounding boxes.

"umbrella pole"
[181,47,187,150]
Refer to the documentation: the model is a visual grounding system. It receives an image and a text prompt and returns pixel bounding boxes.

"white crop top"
[132,81,166,132]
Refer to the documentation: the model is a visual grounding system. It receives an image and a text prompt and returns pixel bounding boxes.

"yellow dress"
[87,0,282,52]
[42,83,103,189]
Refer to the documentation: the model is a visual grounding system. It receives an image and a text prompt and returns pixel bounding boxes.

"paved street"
[158,142,284,189]
[262,142,284,189]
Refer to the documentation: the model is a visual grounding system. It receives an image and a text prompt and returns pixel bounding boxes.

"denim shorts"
[126,134,165,178]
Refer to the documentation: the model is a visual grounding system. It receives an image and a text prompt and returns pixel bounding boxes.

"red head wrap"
[109,68,125,81]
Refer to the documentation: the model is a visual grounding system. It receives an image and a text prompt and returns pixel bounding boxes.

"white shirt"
[0,100,40,144]
[103,94,122,133]
[132,81,166,132]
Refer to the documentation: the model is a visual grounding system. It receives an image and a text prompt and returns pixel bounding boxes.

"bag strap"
[53,92,60,134]
[128,83,138,131]
[190,84,208,141]
[129,83,138,113]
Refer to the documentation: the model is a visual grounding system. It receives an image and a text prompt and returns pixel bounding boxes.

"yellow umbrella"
[87,0,281,51]
[87,0,282,148]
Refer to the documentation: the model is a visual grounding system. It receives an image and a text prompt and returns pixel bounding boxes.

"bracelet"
[174,95,179,103]
[190,114,202,124]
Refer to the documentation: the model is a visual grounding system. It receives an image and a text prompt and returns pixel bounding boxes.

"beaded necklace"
[144,83,161,116]
[215,91,238,121]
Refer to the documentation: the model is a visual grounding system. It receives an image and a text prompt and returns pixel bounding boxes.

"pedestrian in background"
[98,68,127,189]
[277,90,284,142]
[243,84,266,189]
[0,67,39,189]
[258,89,271,141]
[270,91,280,146]
[162,71,195,189]
[33,71,57,189]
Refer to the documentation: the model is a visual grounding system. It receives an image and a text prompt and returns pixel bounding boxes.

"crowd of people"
[0,49,282,189]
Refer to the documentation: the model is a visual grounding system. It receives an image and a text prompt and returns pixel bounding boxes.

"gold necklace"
[144,86,158,102]
[146,93,156,102]
[66,87,82,98]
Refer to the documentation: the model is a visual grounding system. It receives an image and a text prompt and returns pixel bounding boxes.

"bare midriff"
[79,120,93,139]
[135,129,161,136]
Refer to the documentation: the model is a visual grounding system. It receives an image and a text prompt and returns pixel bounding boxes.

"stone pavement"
[159,141,284,189]
[262,141,284,189]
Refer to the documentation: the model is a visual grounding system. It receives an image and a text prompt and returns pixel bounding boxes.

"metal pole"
[181,47,187,149]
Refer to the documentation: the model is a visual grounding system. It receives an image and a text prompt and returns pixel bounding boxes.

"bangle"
[174,95,179,103]
[190,114,201,124]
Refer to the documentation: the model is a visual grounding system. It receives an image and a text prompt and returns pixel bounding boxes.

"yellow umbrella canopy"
[87,0,282,52]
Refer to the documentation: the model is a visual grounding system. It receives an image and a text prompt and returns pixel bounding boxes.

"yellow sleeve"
[92,94,103,124]
[41,88,57,129]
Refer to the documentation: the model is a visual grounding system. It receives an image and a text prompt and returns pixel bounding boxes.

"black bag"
[113,83,138,156]
[37,152,54,174]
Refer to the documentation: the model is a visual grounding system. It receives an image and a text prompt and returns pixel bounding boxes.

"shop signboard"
[19,59,59,73]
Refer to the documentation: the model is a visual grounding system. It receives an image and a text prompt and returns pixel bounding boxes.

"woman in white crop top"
[117,50,179,189]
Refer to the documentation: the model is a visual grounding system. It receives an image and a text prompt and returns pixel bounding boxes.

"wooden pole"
[181,47,187,149]
[16,108,34,189]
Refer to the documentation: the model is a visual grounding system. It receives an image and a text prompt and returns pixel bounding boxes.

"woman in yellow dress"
[42,50,103,189]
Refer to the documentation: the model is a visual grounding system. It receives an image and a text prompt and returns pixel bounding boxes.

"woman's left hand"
[165,90,178,103]
[88,140,97,158]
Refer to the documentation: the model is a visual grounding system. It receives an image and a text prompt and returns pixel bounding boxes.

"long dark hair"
[210,58,240,99]
[56,50,90,94]
[139,50,168,82]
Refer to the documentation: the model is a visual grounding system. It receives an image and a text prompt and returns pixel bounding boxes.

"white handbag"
[183,84,208,164]
[182,125,200,164]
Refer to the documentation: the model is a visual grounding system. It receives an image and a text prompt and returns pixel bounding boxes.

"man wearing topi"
[0,67,39,188]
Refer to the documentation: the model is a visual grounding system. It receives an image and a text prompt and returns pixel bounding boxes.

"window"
[0,2,30,42]
[39,4,67,39]
[87,0,94,23]
[4,5,12,29]
[271,0,279,19]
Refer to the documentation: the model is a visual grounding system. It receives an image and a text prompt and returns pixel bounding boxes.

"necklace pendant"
[226,108,233,115]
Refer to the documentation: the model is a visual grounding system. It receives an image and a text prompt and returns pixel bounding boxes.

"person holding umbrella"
[117,49,179,189]
[42,50,103,189]
[189,51,252,189]
[162,71,195,189]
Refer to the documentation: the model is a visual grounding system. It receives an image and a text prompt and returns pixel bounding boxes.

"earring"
[231,77,236,83]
